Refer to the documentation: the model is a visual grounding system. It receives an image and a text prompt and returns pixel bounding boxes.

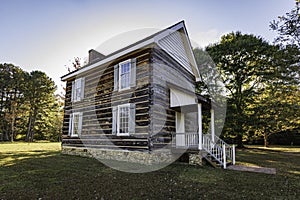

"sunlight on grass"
[1,152,57,167]
[236,161,260,167]
[0,142,61,167]
[246,145,300,153]
[288,170,300,175]
[0,142,61,152]
[0,143,299,199]
[265,160,276,163]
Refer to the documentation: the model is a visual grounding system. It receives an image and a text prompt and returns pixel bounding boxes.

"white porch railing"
[211,134,235,164]
[173,132,199,149]
[202,134,235,168]
[173,133,235,168]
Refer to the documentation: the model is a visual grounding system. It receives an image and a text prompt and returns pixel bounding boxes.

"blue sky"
[0,0,295,93]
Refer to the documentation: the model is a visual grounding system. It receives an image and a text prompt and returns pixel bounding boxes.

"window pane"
[74,78,82,101]
[119,106,129,134]
[120,62,131,89]
[73,114,79,135]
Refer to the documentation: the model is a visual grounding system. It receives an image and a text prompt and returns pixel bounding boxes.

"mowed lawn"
[0,143,300,199]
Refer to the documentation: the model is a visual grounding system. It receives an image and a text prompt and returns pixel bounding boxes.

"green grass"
[0,143,300,199]
[245,144,300,153]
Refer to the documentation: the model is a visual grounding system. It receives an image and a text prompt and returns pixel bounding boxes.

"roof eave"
[61,38,155,81]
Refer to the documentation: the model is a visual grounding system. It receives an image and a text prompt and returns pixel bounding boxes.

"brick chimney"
[88,49,105,64]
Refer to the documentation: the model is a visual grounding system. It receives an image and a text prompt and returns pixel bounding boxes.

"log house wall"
[62,46,198,151]
[149,46,197,149]
[62,49,152,150]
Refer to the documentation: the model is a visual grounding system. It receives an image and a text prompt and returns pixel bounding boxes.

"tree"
[270,0,300,47]
[206,32,275,147]
[193,48,227,137]
[0,64,27,141]
[0,64,62,142]
[65,57,86,72]
[25,71,57,142]
[249,44,300,147]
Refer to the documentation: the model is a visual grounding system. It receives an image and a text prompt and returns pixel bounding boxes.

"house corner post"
[198,103,202,150]
[232,144,236,165]
[211,108,215,143]
[223,144,226,169]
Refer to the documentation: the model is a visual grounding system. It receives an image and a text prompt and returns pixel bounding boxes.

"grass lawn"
[0,143,299,199]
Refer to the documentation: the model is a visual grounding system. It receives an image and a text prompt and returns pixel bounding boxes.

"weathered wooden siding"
[62,49,152,150]
[149,46,197,149]
[62,45,200,151]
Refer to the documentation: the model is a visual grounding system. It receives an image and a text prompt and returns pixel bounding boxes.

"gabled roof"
[61,21,200,81]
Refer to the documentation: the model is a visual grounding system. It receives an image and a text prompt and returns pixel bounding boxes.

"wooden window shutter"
[130,58,136,88]
[78,112,83,136]
[113,64,119,91]
[129,103,136,135]
[71,81,75,102]
[80,78,85,100]
[68,113,73,136]
[112,106,117,135]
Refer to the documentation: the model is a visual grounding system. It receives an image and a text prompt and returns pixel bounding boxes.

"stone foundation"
[188,153,203,165]
[61,146,177,165]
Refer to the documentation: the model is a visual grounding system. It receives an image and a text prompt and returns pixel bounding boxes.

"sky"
[0,0,296,93]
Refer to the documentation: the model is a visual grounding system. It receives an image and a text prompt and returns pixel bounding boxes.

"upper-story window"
[114,58,136,91]
[119,60,131,90]
[71,77,85,102]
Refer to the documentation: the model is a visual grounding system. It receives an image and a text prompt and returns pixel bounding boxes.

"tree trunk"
[27,108,37,142]
[4,126,9,141]
[236,96,245,149]
[10,120,14,142]
[264,133,269,147]
[26,112,33,142]
[10,105,15,142]
[0,118,3,141]
[236,134,244,148]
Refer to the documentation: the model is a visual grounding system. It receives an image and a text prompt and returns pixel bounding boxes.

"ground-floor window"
[69,112,83,137]
[112,103,135,136]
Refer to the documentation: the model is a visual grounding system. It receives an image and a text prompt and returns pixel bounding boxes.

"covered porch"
[169,87,235,168]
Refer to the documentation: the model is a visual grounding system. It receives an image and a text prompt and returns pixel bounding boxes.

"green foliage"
[0,64,28,141]
[193,48,227,136]
[0,63,63,142]
[205,32,275,147]
[248,45,300,146]
[197,31,300,147]
[270,0,300,47]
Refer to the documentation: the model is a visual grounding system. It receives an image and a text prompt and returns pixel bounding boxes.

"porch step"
[203,153,233,168]
[203,156,218,168]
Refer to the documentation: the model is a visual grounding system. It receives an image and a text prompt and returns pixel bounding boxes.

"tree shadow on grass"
[236,148,300,177]
[0,149,300,199]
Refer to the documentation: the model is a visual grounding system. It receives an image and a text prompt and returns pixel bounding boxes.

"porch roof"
[167,82,211,110]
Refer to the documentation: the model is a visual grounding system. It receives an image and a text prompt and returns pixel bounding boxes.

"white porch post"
[198,103,202,150]
[211,108,215,143]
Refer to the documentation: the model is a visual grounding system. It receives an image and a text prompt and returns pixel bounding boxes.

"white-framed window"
[71,77,85,102]
[112,103,135,136]
[117,104,130,135]
[119,60,131,90]
[68,112,83,137]
[113,58,136,91]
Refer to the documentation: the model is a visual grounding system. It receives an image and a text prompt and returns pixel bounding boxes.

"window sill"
[118,87,131,92]
[69,134,79,138]
[117,133,130,136]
